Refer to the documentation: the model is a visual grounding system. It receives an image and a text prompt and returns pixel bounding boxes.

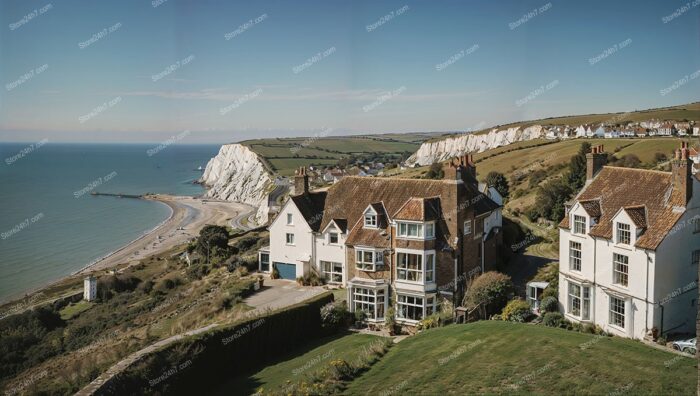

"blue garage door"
[273,262,296,280]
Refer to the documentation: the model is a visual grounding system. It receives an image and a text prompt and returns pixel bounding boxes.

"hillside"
[435,101,700,141]
[344,321,696,395]
[240,133,436,176]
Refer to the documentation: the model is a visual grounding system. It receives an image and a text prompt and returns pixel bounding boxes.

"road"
[230,204,257,231]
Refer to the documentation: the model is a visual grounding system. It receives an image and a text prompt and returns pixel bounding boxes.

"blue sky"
[0,0,699,143]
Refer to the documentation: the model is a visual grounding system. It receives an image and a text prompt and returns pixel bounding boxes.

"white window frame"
[328,232,339,245]
[569,241,582,271]
[286,213,293,225]
[396,249,435,284]
[616,222,631,245]
[285,233,295,245]
[320,261,343,284]
[609,296,625,329]
[464,220,472,235]
[355,248,383,272]
[396,221,435,240]
[425,222,435,239]
[364,214,377,228]
[566,281,590,321]
[396,293,435,322]
[613,253,629,287]
[573,215,586,234]
[351,287,386,321]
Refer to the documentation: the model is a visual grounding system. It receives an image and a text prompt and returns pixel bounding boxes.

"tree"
[486,171,509,199]
[533,178,573,222]
[196,225,231,261]
[424,162,444,179]
[463,271,513,319]
[567,142,591,190]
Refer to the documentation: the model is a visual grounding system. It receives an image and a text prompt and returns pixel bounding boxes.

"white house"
[657,123,676,136]
[84,276,97,301]
[558,143,700,340]
[693,127,699,136]
[575,125,588,138]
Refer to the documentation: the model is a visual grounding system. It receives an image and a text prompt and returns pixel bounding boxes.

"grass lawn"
[211,332,385,395]
[58,300,94,320]
[345,321,697,395]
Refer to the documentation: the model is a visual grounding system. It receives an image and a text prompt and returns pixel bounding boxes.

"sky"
[0,0,699,143]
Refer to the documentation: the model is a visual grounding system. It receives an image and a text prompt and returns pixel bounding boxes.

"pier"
[91,192,143,199]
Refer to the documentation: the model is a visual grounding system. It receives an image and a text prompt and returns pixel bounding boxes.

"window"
[352,287,385,320]
[616,223,630,245]
[613,253,629,286]
[397,252,423,282]
[398,222,423,238]
[692,250,700,266]
[609,296,625,328]
[694,218,700,233]
[425,223,435,239]
[286,213,293,225]
[568,283,581,317]
[573,215,586,234]
[426,297,435,316]
[569,241,582,271]
[329,232,339,244]
[425,254,435,282]
[397,294,424,321]
[321,261,343,284]
[364,214,377,228]
[285,233,295,245]
[356,249,382,271]
[464,220,472,235]
[567,282,591,320]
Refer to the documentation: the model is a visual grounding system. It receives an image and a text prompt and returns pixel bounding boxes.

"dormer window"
[573,215,586,234]
[287,213,293,225]
[616,222,630,245]
[364,214,377,228]
[397,221,436,240]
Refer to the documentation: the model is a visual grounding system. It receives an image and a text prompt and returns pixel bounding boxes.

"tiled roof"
[331,219,348,233]
[559,166,686,250]
[579,200,601,218]
[393,197,441,221]
[290,191,327,232]
[623,205,647,228]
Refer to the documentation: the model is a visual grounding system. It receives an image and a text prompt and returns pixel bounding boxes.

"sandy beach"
[78,195,254,274]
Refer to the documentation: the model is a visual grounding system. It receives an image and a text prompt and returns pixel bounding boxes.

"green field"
[213,333,384,395]
[241,134,432,176]
[58,300,94,320]
[344,321,697,395]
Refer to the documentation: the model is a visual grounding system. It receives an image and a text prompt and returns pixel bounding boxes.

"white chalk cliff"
[200,144,272,226]
[407,125,544,166]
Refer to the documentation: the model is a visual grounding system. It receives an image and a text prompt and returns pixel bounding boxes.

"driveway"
[245,278,326,314]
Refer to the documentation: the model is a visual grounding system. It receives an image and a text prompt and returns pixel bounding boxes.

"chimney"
[442,158,462,183]
[672,142,692,204]
[294,167,309,195]
[586,144,607,182]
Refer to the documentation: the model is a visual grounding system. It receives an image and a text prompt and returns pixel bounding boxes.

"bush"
[501,299,534,322]
[542,312,565,327]
[418,313,441,330]
[320,301,351,331]
[540,296,558,313]
[463,271,513,319]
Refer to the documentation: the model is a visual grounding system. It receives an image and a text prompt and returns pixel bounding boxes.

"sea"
[0,143,220,303]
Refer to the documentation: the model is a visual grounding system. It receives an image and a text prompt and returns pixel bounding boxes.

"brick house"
[260,155,503,326]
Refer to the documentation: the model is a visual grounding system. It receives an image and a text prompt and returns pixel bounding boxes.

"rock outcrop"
[200,144,272,226]
[407,125,544,166]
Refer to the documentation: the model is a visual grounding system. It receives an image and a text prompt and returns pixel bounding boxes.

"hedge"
[97,292,334,395]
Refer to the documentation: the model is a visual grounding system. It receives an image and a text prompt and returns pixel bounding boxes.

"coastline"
[0,195,249,307]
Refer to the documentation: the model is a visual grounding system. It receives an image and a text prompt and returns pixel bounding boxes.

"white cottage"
[558,143,700,340]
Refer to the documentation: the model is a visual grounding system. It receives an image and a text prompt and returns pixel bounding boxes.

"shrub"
[271,264,280,279]
[354,309,366,323]
[463,271,513,319]
[320,301,351,331]
[418,313,441,330]
[501,299,534,322]
[542,312,565,327]
[540,296,558,313]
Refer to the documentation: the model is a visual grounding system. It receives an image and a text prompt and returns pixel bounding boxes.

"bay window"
[567,281,590,320]
[396,294,436,322]
[356,249,383,271]
[397,250,436,283]
[352,287,386,321]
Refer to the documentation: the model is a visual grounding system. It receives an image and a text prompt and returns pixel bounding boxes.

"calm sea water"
[0,143,219,302]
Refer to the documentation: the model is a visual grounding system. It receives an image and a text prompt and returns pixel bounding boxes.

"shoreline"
[72,197,176,275]
[0,194,249,307]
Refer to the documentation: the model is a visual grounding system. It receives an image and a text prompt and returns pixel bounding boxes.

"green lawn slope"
[345,321,696,395]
